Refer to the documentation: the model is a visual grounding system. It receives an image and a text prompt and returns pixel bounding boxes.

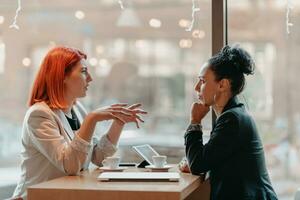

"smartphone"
[119,162,137,167]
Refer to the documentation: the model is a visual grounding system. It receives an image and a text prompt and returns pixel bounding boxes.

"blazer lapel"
[54,109,75,140]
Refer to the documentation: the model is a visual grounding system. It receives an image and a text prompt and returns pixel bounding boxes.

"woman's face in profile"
[194,63,219,106]
[64,59,93,100]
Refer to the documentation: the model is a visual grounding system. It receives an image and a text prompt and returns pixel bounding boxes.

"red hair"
[29,46,87,109]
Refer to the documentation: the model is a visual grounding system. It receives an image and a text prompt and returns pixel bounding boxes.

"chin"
[78,92,87,98]
[200,98,210,106]
[198,97,205,104]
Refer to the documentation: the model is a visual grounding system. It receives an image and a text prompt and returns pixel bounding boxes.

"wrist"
[190,119,202,124]
[86,113,98,124]
[186,123,202,132]
[114,119,125,127]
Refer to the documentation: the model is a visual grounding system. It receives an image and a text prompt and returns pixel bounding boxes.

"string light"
[118,0,125,10]
[75,10,85,20]
[192,29,205,39]
[89,57,98,67]
[186,0,200,32]
[0,16,5,24]
[149,18,162,28]
[9,0,21,30]
[286,0,293,35]
[22,57,31,67]
[179,39,193,48]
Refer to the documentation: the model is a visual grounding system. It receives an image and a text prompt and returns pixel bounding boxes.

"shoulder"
[25,102,56,122]
[213,109,241,135]
[219,103,248,122]
[218,105,254,130]
[217,109,239,124]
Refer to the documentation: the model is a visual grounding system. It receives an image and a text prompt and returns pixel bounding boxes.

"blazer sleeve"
[185,112,240,175]
[27,108,92,175]
[91,134,117,166]
[74,101,118,166]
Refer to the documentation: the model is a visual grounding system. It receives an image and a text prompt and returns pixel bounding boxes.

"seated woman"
[181,45,278,200]
[12,46,147,199]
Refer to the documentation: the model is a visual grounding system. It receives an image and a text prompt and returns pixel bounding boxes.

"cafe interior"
[0,0,300,199]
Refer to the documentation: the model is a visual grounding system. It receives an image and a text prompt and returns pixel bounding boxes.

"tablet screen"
[132,144,159,165]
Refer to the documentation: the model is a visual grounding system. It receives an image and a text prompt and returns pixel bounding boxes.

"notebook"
[97,172,180,182]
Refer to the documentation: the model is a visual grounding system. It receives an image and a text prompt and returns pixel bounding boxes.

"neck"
[212,92,232,117]
[62,95,75,113]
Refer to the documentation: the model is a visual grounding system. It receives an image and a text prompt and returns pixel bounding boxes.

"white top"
[12,101,117,199]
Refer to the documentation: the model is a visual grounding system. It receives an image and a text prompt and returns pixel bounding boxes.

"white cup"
[152,155,167,168]
[102,156,120,169]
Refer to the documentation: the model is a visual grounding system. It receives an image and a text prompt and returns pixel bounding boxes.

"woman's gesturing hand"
[111,103,147,128]
[91,103,147,128]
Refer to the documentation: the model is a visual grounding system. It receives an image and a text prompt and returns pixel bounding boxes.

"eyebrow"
[80,60,89,67]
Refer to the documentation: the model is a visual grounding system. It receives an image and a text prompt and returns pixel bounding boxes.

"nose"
[194,80,201,92]
[87,72,93,82]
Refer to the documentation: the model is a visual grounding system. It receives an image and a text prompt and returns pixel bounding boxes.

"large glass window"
[0,0,212,190]
[228,0,300,199]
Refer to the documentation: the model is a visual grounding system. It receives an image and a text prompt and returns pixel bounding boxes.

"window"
[0,40,5,74]
[228,0,300,198]
[0,0,212,190]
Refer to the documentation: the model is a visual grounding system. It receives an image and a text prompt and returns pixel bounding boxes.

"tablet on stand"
[132,144,160,168]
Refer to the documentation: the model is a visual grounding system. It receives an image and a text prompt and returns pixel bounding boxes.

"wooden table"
[28,165,210,200]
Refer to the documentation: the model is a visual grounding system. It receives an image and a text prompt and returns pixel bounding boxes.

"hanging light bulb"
[117,8,141,27]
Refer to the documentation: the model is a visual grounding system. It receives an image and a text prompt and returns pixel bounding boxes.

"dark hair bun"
[208,44,255,95]
[221,44,255,76]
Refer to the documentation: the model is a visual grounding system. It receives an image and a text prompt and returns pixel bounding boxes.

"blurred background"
[0,0,299,199]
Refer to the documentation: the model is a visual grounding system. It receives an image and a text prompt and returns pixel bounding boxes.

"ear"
[63,77,69,84]
[63,74,70,83]
[217,78,231,92]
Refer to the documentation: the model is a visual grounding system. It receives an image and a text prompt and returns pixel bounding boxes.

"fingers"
[112,112,144,128]
[110,107,148,118]
[135,114,145,123]
[110,114,126,124]
[127,103,142,109]
[103,104,147,128]
[178,162,190,173]
[132,109,148,115]
[111,103,128,107]
[110,103,148,115]
[115,110,133,117]
[134,119,140,129]
[110,107,134,114]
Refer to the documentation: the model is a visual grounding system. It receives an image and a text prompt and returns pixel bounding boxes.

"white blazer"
[12,101,117,199]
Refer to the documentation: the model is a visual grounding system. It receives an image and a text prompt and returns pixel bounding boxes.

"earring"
[213,93,217,104]
[213,92,221,108]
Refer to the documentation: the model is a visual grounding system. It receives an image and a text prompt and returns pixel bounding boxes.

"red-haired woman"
[11,46,146,199]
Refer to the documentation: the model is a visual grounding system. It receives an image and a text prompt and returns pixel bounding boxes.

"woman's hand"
[190,102,210,124]
[178,157,190,173]
[91,103,147,128]
[112,103,147,128]
[91,103,130,122]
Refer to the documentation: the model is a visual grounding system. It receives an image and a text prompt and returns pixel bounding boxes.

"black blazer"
[185,97,278,200]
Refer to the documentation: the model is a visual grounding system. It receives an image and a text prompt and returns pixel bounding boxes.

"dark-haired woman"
[182,45,278,200]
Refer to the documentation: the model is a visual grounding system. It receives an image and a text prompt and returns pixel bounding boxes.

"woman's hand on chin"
[190,102,210,124]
